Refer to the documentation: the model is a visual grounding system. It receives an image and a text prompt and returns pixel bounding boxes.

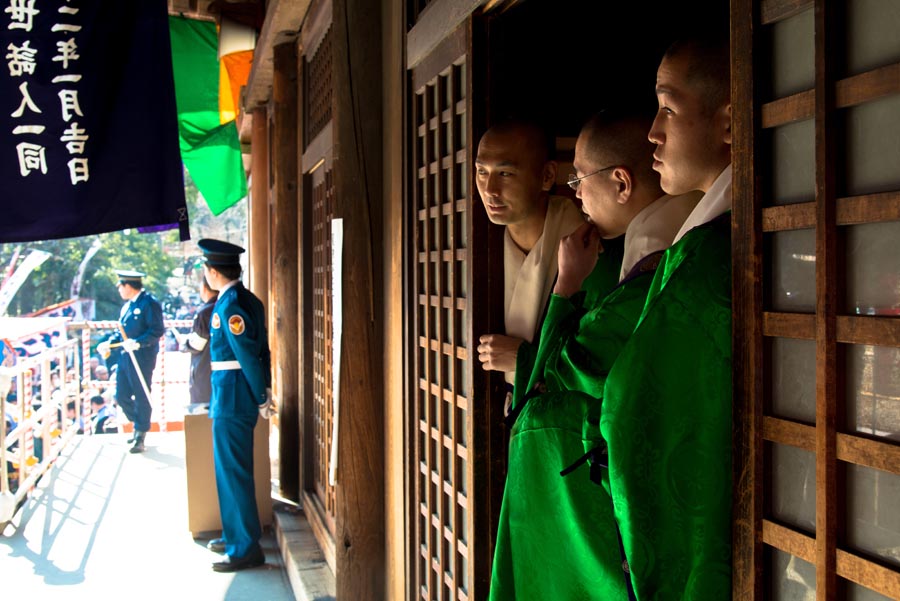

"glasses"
[567,165,616,191]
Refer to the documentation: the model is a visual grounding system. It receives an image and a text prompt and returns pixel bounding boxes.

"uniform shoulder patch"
[228,315,245,336]
[211,313,221,329]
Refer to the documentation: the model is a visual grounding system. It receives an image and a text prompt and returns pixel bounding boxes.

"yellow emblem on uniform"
[228,315,245,336]
[211,313,221,329]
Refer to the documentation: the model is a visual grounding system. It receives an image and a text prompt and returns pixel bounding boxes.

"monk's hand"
[477,334,522,372]
[554,222,602,297]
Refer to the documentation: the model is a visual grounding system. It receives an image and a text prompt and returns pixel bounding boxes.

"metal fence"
[1,319,194,526]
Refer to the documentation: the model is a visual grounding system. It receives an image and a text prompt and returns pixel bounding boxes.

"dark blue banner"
[1,0,188,242]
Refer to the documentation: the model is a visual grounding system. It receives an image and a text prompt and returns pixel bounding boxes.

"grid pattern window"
[410,57,472,601]
[311,164,336,532]
[305,28,332,146]
[733,0,900,598]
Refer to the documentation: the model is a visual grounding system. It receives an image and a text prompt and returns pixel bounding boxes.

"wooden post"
[731,0,764,598]
[272,41,301,502]
[332,0,385,596]
[382,0,406,596]
[248,108,270,306]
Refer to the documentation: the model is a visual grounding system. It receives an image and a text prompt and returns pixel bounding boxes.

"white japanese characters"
[6,0,88,184]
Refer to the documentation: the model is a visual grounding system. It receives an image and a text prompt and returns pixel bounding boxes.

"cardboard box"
[183,413,273,537]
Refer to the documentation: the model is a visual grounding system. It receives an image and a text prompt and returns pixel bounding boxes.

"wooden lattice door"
[733,0,900,598]
[300,0,337,572]
[404,18,501,601]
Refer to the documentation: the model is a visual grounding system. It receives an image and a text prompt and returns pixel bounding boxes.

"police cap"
[115,270,145,285]
[197,238,245,268]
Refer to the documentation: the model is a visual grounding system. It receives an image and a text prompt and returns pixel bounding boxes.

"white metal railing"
[1,320,194,525]
[1,338,81,523]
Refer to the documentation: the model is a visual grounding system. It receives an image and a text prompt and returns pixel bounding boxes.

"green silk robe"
[512,236,625,407]
[489,244,654,601]
[601,216,732,600]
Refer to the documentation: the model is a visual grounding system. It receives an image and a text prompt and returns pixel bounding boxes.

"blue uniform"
[186,296,217,408]
[107,290,164,433]
[208,281,271,559]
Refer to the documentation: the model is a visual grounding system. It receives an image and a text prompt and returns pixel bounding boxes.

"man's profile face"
[117,282,136,301]
[648,52,730,194]
[573,133,619,238]
[474,129,552,227]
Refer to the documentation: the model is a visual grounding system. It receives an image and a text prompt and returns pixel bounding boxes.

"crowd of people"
[477,32,734,599]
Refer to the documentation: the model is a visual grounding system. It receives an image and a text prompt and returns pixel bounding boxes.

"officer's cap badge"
[211,313,221,329]
[228,315,245,336]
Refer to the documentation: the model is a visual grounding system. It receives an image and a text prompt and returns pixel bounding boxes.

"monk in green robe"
[473,120,587,412]
[601,34,733,600]
[489,111,702,600]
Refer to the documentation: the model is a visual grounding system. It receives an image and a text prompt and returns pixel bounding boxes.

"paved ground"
[0,431,295,601]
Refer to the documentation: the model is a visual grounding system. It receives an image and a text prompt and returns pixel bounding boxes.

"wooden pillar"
[382,0,405,597]
[332,0,385,596]
[271,41,300,501]
[295,34,314,504]
[248,108,270,306]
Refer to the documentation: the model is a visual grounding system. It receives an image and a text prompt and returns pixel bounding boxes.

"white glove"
[97,341,111,359]
[122,338,140,352]
[259,389,276,419]
[259,401,277,419]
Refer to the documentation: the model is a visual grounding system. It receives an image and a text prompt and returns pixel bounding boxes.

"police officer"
[198,239,274,573]
[97,270,164,453]
[180,275,218,413]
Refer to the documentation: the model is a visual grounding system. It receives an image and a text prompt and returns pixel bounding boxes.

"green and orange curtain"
[169,17,254,216]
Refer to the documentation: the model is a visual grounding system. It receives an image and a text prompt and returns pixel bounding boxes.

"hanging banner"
[169,16,247,216]
[0,0,189,243]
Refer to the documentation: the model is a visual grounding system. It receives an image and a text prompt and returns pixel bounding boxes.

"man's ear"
[721,103,732,146]
[541,160,558,192]
[613,166,634,205]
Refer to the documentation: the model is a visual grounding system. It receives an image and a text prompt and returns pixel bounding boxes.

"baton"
[116,324,153,404]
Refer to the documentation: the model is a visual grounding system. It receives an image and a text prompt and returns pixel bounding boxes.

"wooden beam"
[763,416,815,451]
[332,0,385,597]
[763,312,816,340]
[836,316,900,347]
[813,2,838,597]
[762,191,900,232]
[272,41,301,501]
[731,0,765,597]
[762,61,900,128]
[760,0,812,25]
[248,108,270,306]
[762,520,815,561]
[406,0,483,70]
[836,549,900,599]
[836,434,900,477]
[243,0,312,110]
[296,35,316,514]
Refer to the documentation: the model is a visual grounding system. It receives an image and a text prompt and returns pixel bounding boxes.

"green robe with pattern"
[601,215,732,600]
[489,244,656,601]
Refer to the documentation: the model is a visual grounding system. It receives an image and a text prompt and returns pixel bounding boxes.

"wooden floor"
[0,432,296,600]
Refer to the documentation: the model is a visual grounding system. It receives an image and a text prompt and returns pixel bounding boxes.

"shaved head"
[580,111,660,194]
[663,34,730,114]
[483,118,554,167]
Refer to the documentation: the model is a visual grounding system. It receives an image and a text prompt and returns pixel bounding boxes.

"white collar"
[619,190,703,281]
[672,163,732,244]
[219,279,240,295]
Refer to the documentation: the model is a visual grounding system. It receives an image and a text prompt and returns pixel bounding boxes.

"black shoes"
[129,431,146,454]
[207,538,226,553]
[211,547,265,572]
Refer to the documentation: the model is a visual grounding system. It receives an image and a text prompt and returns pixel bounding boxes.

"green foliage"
[0,172,247,320]
[2,231,178,320]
